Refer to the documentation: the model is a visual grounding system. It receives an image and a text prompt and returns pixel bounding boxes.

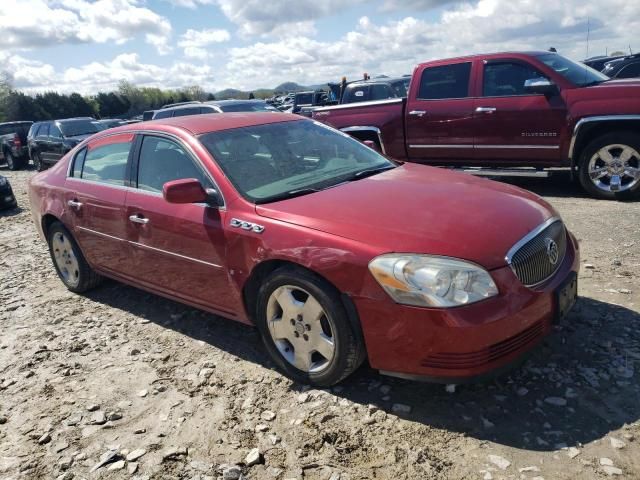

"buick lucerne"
[29,113,579,386]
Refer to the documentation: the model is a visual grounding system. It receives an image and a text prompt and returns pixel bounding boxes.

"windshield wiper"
[348,164,396,180]
[256,188,321,204]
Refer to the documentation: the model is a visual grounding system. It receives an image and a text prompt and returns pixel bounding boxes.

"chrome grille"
[507,219,567,287]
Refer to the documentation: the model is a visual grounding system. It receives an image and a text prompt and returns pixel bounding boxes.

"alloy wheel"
[52,231,80,288]
[588,143,640,193]
[266,285,336,373]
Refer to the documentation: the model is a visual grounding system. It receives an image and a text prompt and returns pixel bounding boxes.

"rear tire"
[32,151,45,171]
[47,222,102,293]
[5,151,19,170]
[577,132,640,200]
[255,266,365,386]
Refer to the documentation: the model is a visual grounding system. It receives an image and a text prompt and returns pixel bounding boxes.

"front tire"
[47,222,102,293]
[255,266,365,386]
[32,151,45,171]
[577,132,640,200]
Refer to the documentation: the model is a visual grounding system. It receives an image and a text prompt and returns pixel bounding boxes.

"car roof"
[418,51,553,66]
[109,112,302,136]
[0,120,33,125]
[205,99,266,106]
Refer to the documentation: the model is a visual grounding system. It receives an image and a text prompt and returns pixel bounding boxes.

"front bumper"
[353,231,580,382]
[0,183,17,209]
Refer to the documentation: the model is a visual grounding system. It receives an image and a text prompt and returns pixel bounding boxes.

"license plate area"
[555,272,577,322]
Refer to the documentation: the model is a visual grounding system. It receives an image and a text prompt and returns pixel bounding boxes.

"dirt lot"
[1,167,639,480]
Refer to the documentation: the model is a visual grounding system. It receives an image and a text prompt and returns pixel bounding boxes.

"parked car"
[0,175,17,209]
[582,54,626,72]
[28,118,99,171]
[93,119,126,131]
[340,77,410,104]
[28,113,579,386]
[291,91,327,115]
[152,100,277,119]
[0,121,33,170]
[313,51,640,200]
[601,54,640,79]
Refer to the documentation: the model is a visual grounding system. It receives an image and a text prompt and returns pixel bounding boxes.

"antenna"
[585,17,590,59]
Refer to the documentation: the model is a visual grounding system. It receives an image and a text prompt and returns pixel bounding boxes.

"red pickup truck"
[312,51,640,200]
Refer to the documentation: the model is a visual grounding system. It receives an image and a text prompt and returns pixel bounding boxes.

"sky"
[0,0,638,94]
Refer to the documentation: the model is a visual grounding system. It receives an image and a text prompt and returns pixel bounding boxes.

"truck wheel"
[255,266,365,386]
[578,132,640,200]
[47,222,103,293]
[5,151,18,170]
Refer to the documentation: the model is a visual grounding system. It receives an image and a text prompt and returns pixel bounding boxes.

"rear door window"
[617,62,640,78]
[369,84,393,100]
[136,136,211,193]
[50,124,62,139]
[418,62,472,99]
[81,134,134,185]
[343,85,369,103]
[153,109,173,120]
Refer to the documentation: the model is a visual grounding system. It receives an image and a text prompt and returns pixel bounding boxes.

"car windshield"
[536,53,609,86]
[219,102,276,112]
[59,120,99,137]
[200,120,395,203]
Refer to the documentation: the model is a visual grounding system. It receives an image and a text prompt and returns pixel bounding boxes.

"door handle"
[67,199,82,209]
[409,110,427,117]
[129,214,149,225]
[475,107,497,113]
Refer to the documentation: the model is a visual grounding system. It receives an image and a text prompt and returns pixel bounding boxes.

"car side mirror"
[163,178,207,204]
[524,77,558,95]
[363,140,381,153]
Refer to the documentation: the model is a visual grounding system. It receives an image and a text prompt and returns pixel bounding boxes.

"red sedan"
[28,113,579,386]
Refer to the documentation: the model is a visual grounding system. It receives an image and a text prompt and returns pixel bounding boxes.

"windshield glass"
[200,120,395,203]
[219,102,276,112]
[536,53,609,86]
[59,120,99,137]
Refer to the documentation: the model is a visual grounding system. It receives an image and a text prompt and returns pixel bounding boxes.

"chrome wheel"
[588,144,640,193]
[52,231,80,288]
[266,285,336,373]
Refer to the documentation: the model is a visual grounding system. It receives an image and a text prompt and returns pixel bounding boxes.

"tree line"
[0,77,216,123]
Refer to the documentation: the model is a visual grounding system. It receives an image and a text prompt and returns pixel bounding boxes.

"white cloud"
[178,28,231,58]
[0,0,172,54]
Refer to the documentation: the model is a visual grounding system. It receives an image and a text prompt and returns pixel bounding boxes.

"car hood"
[255,164,557,269]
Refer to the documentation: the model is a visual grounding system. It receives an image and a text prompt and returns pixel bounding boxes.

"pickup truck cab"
[313,51,640,200]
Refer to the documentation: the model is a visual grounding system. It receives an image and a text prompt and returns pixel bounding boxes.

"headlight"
[368,254,498,308]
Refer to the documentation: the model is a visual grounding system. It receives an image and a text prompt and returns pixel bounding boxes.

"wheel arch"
[241,259,367,355]
[570,116,640,170]
[41,213,62,239]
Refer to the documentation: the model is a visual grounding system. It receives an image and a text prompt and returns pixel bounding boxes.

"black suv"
[28,118,99,171]
[0,121,33,170]
[601,54,640,79]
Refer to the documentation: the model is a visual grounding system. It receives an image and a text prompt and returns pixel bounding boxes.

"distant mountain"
[214,81,331,100]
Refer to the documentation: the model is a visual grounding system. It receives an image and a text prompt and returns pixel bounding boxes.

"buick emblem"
[545,238,559,265]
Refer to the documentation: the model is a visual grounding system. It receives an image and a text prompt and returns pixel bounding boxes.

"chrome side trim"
[504,216,561,265]
[339,126,387,155]
[409,144,473,149]
[569,115,640,159]
[130,241,223,268]
[77,226,223,269]
[314,98,403,112]
[409,144,558,149]
[77,226,126,243]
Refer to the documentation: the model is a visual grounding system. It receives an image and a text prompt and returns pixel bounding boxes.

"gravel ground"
[1,167,639,480]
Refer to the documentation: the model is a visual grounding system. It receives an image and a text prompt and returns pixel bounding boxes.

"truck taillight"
[13,134,21,148]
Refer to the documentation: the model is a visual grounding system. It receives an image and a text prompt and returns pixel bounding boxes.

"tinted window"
[59,120,98,137]
[483,62,545,96]
[137,136,211,194]
[71,148,87,177]
[391,79,409,97]
[617,62,640,78]
[38,123,50,137]
[369,84,393,101]
[295,93,313,105]
[418,62,471,99]
[200,120,394,203]
[50,124,62,138]
[171,107,202,118]
[153,110,173,120]
[81,138,132,185]
[343,85,369,103]
[218,102,274,112]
